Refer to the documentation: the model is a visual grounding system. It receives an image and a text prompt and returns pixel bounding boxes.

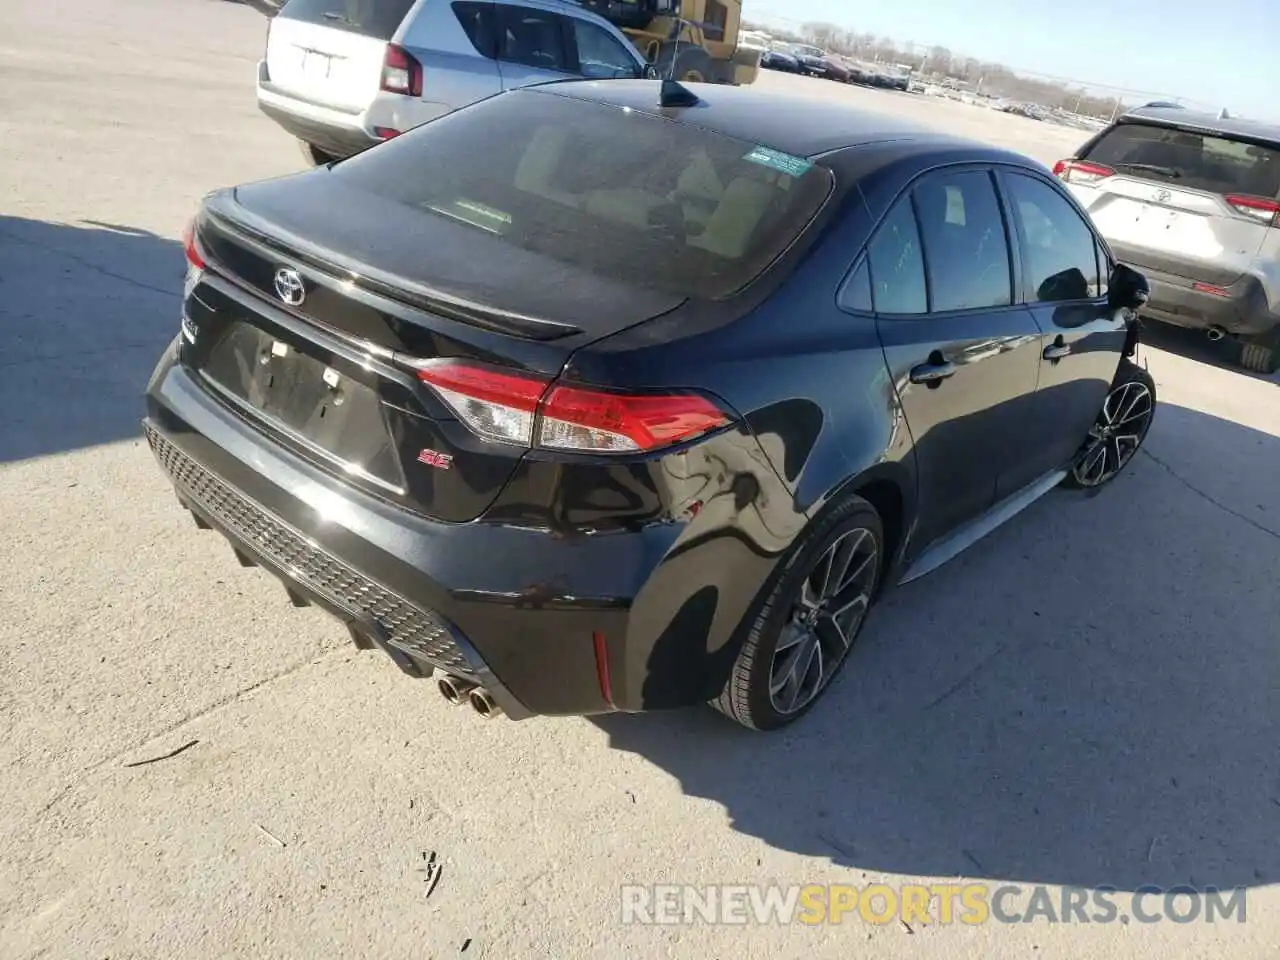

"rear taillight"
[538,383,730,453]
[1053,159,1115,185]
[415,362,545,445]
[182,217,206,270]
[181,216,206,303]
[1225,194,1280,226]
[380,43,423,97]
[413,359,733,454]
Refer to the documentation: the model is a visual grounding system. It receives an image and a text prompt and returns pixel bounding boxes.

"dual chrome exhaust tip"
[436,674,503,719]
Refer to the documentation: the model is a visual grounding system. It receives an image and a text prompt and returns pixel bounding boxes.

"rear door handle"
[909,359,957,385]
[1043,336,1071,362]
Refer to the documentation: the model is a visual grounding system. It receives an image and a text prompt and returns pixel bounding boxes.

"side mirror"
[1109,263,1150,311]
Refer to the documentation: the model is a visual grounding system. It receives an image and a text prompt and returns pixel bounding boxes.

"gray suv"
[1056,105,1280,372]
[257,0,650,166]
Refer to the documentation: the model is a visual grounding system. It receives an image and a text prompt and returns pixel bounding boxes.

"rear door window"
[864,196,928,315]
[277,0,415,40]
[497,6,571,72]
[912,169,1012,311]
[452,1,498,58]
[329,89,834,299]
[840,259,873,313]
[1005,173,1103,302]
[1083,122,1280,199]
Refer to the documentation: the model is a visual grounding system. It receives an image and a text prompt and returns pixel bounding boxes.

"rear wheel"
[1240,330,1280,374]
[1063,359,1156,489]
[298,139,336,167]
[713,496,884,731]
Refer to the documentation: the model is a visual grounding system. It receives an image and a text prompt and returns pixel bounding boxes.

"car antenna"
[659,78,700,107]
[658,16,700,108]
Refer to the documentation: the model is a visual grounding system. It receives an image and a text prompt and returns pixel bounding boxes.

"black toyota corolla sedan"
[145,79,1156,731]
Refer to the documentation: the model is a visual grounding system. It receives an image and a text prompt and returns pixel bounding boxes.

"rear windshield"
[277,0,415,40]
[328,89,834,299]
[1083,121,1280,199]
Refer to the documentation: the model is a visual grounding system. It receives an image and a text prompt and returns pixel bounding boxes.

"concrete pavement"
[1,2,1277,956]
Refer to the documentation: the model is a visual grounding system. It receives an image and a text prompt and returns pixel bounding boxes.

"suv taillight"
[1053,159,1115,185]
[381,43,423,97]
[413,359,732,454]
[1226,194,1280,227]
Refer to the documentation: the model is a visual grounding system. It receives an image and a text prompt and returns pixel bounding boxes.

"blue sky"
[746,0,1279,121]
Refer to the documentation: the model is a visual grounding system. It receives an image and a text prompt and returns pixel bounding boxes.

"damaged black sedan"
[145,79,1154,730]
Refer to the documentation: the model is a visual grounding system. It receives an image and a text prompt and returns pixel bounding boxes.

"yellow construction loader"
[574,0,762,85]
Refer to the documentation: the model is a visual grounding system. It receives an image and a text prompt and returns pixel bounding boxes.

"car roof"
[529,79,996,160]
[1119,105,1280,146]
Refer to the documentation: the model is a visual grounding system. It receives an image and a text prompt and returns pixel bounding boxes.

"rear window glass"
[452,1,497,57]
[328,90,834,299]
[277,0,415,40]
[1084,122,1280,199]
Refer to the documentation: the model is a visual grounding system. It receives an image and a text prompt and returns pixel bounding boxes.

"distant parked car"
[822,57,851,83]
[257,0,651,165]
[845,61,877,86]
[1057,104,1280,372]
[874,69,911,92]
[760,48,801,73]
[786,43,830,77]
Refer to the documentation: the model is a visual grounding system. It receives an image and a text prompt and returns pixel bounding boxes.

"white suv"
[1056,105,1280,373]
[258,0,651,165]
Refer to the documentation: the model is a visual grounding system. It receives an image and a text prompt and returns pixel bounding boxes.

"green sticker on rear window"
[743,146,814,178]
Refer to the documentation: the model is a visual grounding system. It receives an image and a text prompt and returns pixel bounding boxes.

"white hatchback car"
[257,0,652,164]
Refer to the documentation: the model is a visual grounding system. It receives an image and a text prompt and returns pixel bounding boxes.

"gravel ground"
[1,2,1277,957]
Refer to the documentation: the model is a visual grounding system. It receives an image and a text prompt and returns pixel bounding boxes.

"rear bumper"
[256,83,379,159]
[255,61,454,159]
[143,344,783,718]
[1108,246,1279,338]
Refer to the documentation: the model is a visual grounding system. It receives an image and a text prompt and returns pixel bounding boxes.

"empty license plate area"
[200,318,405,489]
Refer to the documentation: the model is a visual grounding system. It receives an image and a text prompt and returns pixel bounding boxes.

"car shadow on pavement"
[591,402,1280,894]
[1142,319,1279,385]
[0,215,183,464]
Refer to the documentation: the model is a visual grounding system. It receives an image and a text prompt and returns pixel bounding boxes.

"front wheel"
[713,496,884,731]
[1063,359,1156,489]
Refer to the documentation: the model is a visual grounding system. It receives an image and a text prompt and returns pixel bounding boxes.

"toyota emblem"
[273,267,306,306]
[1154,189,1172,203]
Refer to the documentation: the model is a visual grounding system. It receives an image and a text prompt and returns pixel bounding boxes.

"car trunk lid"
[184,179,688,523]
[182,86,834,523]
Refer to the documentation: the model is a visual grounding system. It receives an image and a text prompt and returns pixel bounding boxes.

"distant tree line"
[751,20,1138,120]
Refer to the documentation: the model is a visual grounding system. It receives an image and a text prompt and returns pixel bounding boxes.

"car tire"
[656,44,715,83]
[1062,358,1157,489]
[1240,332,1280,374]
[298,139,337,167]
[712,495,884,732]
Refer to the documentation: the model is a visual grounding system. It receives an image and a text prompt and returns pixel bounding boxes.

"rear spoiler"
[203,203,583,342]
